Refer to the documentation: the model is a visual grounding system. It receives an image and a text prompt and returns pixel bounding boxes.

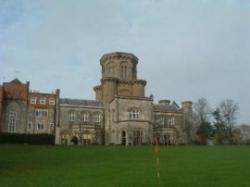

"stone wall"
[59,103,104,145]
[108,96,153,145]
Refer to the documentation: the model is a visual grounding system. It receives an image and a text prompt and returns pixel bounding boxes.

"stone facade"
[59,99,104,145]
[108,96,153,145]
[0,51,193,145]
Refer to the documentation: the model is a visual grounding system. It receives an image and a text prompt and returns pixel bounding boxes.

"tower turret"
[94,52,147,102]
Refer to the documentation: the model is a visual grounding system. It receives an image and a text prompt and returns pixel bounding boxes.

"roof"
[153,103,180,113]
[60,98,103,107]
[10,78,22,84]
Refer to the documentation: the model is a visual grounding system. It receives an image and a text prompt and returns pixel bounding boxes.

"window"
[8,111,17,133]
[50,123,54,133]
[107,62,114,76]
[49,98,55,105]
[69,111,76,121]
[129,109,140,120]
[37,123,44,130]
[121,63,128,80]
[35,109,48,117]
[95,113,101,123]
[133,130,143,145]
[83,112,89,122]
[160,116,165,125]
[28,123,32,129]
[30,97,37,104]
[168,117,175,126]
[40,98,46,105]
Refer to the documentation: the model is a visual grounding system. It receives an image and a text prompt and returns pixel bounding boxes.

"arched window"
[129,108,140,120]
[8,111,17,133]
[121,62,128,80]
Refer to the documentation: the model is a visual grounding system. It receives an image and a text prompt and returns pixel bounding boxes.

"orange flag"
[154,139,160,155]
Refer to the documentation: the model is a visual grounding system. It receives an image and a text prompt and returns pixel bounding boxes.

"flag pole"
[154,137,161,186]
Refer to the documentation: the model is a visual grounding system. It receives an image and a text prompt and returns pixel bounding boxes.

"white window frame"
[129,109,140,120]
[69,111,76,121]
[30,97,37,104]
[49,98,55,105]
[95,113,101,123]
[168,116,175,126]
[83,112,89,122]
[40,98,47,105]
[35,109,48,117]
[8,111,17,133]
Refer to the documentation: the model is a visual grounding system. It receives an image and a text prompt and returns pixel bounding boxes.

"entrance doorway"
[121,131,126,145]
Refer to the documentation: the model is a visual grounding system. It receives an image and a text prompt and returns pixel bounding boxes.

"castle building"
[0,52,193,145]
[0,79,60,135]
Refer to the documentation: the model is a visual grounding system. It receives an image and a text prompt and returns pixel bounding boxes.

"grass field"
[0,145,250,187]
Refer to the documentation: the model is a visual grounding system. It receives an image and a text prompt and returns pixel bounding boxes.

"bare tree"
[193,98,212,144]
[193,98,211,124]
[219,99,239,136]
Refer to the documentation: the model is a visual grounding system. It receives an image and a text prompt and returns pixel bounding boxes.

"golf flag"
[154,140,160,154]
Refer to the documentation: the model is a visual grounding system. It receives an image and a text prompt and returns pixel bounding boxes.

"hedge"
[0,133,55,145]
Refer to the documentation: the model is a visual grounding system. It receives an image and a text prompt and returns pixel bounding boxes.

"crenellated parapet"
[100,52,138,65]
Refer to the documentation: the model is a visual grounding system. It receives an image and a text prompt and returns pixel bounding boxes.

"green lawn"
[0,145,250,187]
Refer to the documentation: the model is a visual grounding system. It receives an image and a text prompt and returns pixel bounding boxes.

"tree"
[219,99,239,139]
[193,98,211,124]
[213,108,227,144]
[193,98,212,144]
[213,99,239,144]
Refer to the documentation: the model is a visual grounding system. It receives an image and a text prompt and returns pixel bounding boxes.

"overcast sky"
[0,0,249,124]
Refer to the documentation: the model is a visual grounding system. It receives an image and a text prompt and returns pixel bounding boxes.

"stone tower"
[181,101,193,143]
[94,52,147,103]
[94,52,150,145]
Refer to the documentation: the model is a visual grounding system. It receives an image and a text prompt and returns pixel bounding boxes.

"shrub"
[0,133,55,145]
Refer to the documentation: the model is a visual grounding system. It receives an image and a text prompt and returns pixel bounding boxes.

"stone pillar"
[55,89,61,145]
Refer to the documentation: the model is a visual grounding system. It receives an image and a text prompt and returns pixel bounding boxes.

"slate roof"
[60,98,103,107]
[10,78,22,84]
[153,103,180,113]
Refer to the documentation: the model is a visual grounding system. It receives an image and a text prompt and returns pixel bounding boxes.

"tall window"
[95,113,101,123]
[168,117,175,126]
[69,111,76,121]
[28,122,32,129]
[8,111,17,133]
[158,115,165,125]
[121,63,128,80]
[83,112,89,122]
[129,109,140,120]
[133,130,143,145]
[107,62,114,76]
[50,123,54,133]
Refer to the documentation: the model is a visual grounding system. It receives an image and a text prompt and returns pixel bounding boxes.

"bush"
[0,133,55,145]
